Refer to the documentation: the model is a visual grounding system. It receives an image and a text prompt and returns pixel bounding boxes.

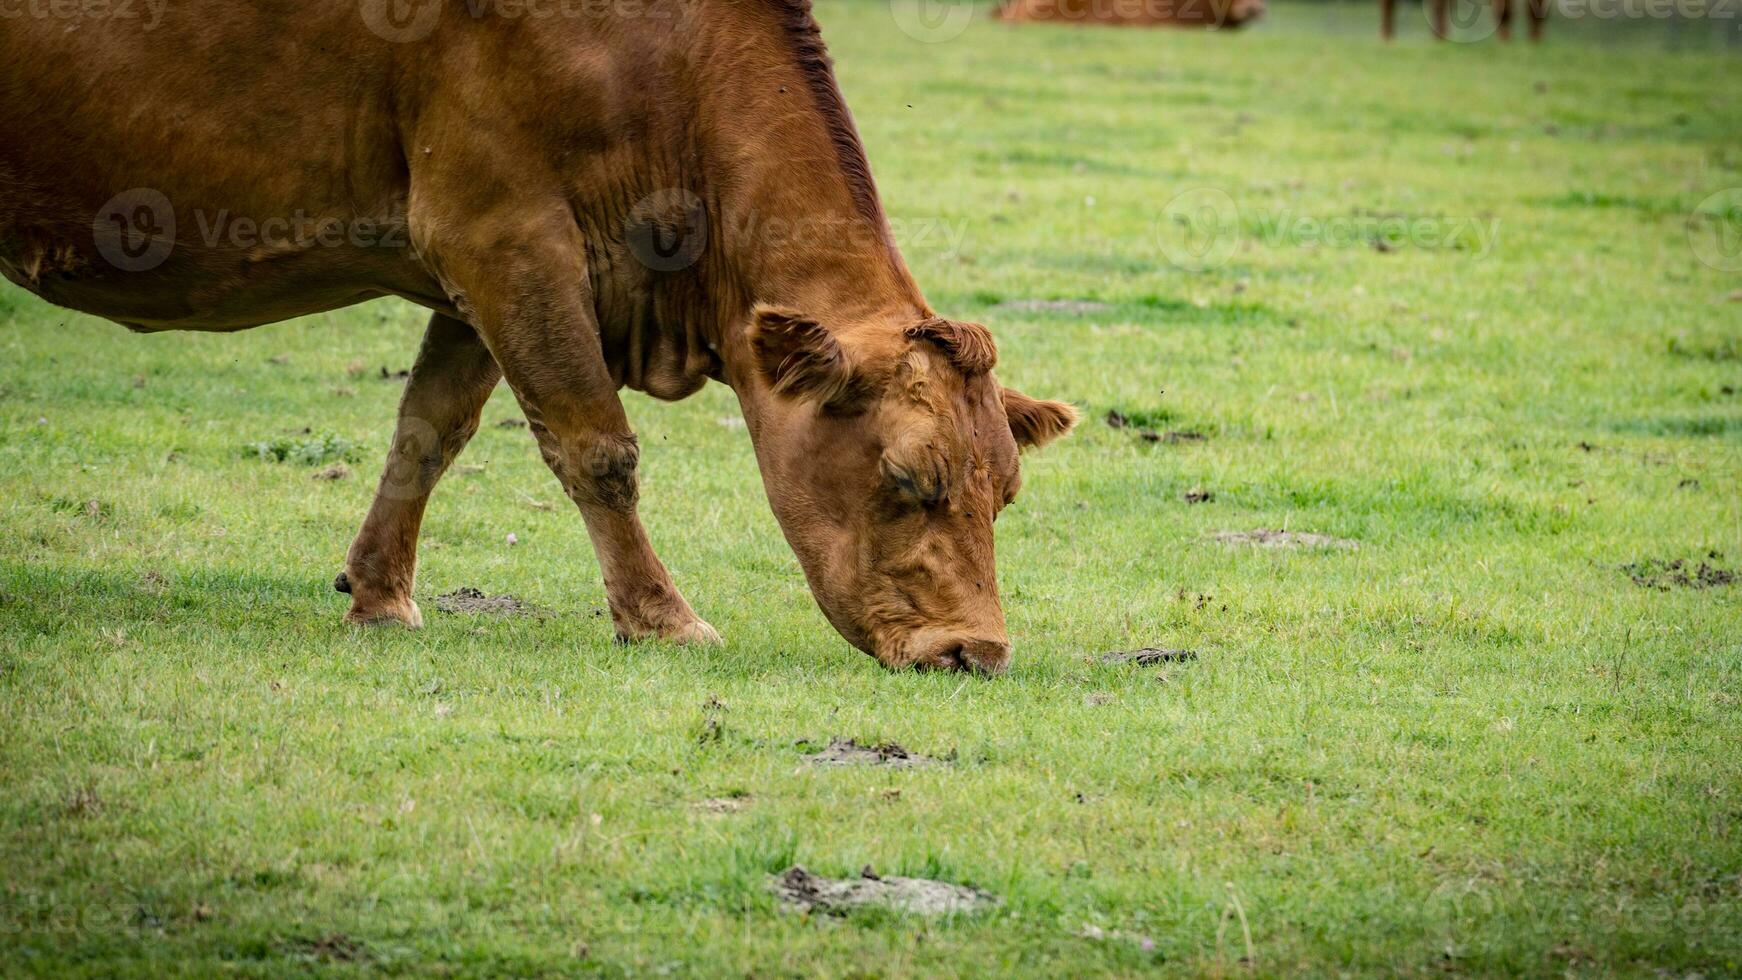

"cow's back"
[0,0,432,330]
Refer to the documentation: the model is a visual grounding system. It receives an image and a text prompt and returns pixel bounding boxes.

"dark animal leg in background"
[340,313,502,627]
[1527,0,1546,39]
[1380,0,1396,39]
[1431,0,1449,38]
[1493,0,1513,39]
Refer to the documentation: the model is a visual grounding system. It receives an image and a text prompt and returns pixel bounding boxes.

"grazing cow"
[1380,0,1546,39]
[998,0,1266,28]
[0,0,1077,673]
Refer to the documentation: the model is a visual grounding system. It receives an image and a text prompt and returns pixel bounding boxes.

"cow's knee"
[544,431,640,511]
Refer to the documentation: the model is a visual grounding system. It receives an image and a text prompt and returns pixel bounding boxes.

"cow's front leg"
[339,312,502,627]
[430,213,720,646]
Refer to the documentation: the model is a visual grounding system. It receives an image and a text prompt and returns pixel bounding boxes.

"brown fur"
[0,0,1077,671]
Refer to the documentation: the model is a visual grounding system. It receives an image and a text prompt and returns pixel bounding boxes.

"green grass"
[4,2,1742,975]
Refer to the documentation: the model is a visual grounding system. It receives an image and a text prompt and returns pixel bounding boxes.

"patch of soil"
[992,298,1111,315]
[693,797,748,814]
[496,417,527,429]
[803,737,943,768]
[64,786,102,818]
[771,865,998,916]
[433,587,538,616]
[1143,429,1207,444]
[1212,529,1358,550]
[1079,923,1159,952]
[1100,648,1198,666]
[282,934,369,963]
[311,463,351,481]
[1622,556,1737,591]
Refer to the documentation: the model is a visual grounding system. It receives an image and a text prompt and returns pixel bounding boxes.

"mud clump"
[434,587,538,616]
[1622,556,1737,591]
[771,866,998,916]
[1142,429,1207,445]
[1100,648,1198,666]
[1213,529,1358,550]
[803,737,943,768]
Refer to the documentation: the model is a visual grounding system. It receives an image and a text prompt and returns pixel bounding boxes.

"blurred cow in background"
[1381,0,1547,40]
[998,0,1266,29]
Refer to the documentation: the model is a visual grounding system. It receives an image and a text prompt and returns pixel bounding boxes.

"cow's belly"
[0,219,444,333]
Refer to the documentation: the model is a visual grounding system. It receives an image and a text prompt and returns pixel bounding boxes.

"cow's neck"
[691,1,927,385]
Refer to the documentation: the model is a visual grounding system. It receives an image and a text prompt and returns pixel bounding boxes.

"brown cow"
[0,0,1077,673]
[998,0,1266,29]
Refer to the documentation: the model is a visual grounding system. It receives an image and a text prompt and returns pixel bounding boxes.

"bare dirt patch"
[771,865,998,916]
[693,796,748,814]
[281,934,369,963]
[433,587,539,616]
[1212,529,1358,550]
[1143,429,1207,444]
[1621,556,1737,591]
[311,463,351,481]
[803,738,944,768]
[1100,648,1198,666]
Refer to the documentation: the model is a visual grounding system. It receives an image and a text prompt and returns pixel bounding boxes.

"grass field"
[4,1,1742,974]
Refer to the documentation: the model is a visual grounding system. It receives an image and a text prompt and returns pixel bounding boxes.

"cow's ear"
[906,317,998,375]
[1003,387,1078,450]
[750,306,871,409]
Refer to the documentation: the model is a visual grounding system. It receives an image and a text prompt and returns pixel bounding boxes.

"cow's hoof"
[343,598,423,630]
[668,618,724,646]
[616,617,723,646]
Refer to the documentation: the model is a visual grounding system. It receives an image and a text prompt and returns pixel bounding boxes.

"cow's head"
[742,305,1077,674]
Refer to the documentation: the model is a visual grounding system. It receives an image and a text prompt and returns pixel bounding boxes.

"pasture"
[3,0,1740,974]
